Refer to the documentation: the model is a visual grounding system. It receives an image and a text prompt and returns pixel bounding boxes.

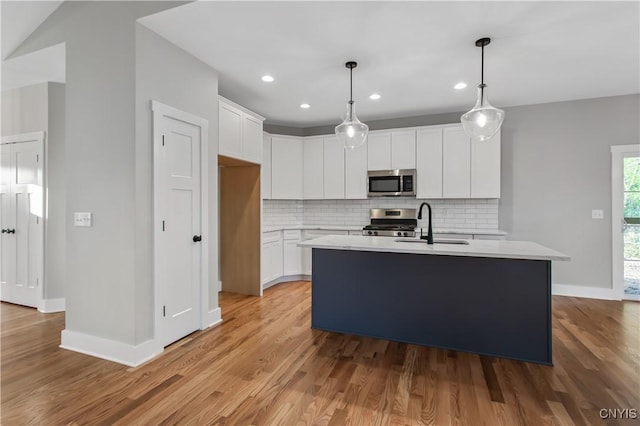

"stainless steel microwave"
[367,169,416,197]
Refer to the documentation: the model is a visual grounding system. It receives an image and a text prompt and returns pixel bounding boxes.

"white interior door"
[155,111,203,347]
[0,133,44,308]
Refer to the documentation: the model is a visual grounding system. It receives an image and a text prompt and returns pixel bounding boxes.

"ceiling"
[1,2,637,127]
[1,0,63,60]
[1,1,65,90]
[140,1,639,128]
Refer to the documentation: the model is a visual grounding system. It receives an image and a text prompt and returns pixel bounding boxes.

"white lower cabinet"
[282,230,302,276]
[261,231,282,285]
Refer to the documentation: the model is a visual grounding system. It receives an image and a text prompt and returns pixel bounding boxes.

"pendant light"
[461,37,505,141]
[335,61,369,149]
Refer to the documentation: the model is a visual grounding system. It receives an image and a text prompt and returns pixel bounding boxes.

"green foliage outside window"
[624,157,640,218]
[624,157,640,259]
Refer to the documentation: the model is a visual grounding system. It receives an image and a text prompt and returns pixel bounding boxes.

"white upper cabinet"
[443,126,471,198]
[367,131,416,170]
[323,136,345,199]
[471,131,501,198]
[367,132,392,170]
[271,136,303,199]
[243,115,263,164]
[218,96,264,164]
[391,130,416,169]
[441,125,501,199]
[262,134,272,199]
[416,127,443,199]
[345,141,368,199]
[303,137,324,199]
[219,101,242,159]
[266,123,500,201]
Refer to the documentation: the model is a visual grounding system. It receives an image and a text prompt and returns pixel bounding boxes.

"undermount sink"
[394,238,470,245]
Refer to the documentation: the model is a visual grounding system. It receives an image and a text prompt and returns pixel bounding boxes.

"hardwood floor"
[1,281,638,425]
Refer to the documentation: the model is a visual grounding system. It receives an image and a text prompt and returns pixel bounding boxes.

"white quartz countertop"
[298,235,570,261]
[263,225,507,235]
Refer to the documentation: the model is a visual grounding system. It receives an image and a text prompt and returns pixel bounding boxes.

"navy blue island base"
[311,248,552,365]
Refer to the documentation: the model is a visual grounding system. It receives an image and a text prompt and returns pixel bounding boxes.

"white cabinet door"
[471,131,501,198]
[367,132,391,170]
[391,130,416,169]
[262,134,272,199]
[219,102,242,159]
[262,232,283,284]
[345,139,368,199]
[271,240,283,280]
[271,137,303,199]
[283,239,302,276]
[443,126,471,198]
[243,115,263,164]
[261,241,270,284]
[303,137,324,199]
[416,128,443,199]
[301,246,312,275]
[323,136,345,199]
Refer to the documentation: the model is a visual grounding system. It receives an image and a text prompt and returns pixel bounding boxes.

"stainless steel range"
[362,208,417,237]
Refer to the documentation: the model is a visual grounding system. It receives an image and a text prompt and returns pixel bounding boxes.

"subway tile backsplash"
[263,199,499,230]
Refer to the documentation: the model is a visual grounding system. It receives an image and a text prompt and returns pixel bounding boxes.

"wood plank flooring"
[1,281,638,425]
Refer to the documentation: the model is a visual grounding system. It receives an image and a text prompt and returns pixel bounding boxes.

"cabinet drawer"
[303,230,348,240]
[283,229,301,240]
[263,231,281,243]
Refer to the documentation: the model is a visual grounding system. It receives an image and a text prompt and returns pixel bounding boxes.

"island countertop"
[298,235,570,262]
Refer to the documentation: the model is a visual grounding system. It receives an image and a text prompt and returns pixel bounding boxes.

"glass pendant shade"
[461,84,504,141]
[335,101,368,149]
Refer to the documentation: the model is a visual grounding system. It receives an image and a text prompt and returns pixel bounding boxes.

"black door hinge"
[163,305,166,317]
[162,135,165,146]
[162,220,165,232]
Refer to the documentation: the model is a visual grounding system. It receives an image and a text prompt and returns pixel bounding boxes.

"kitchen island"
[298,235,569,365]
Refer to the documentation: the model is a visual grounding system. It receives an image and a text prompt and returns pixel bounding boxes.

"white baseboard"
[263,274,311,290]
[552,284,620,300]
[203,307,222,329]
[60,330,163,367]
[38,297,66,313]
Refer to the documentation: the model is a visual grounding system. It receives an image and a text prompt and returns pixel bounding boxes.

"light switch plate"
[592,209,604,219]
[74,212,92,227]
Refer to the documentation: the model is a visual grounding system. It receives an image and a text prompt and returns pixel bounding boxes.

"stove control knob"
[397,231,402,236]
[403,232,408,236]
[367,231,373,236]
[373,231,378,236]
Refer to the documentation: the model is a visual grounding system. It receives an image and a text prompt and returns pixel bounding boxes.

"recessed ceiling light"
[369,93,381,100]
[454,82,467,90]
[300,103,310,109]
[261,75,274,82]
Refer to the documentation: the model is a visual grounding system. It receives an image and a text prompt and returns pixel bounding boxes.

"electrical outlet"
[74,212,92,227]
[592,209,604,219]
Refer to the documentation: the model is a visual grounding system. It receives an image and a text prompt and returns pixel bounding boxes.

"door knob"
[193,235,202,242]
[7,229,15,234]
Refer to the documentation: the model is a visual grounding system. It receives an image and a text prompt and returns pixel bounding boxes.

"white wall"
[135,24,220,342]
[1,82,66,302]
[500,94,640,289]
[10,1,187,347]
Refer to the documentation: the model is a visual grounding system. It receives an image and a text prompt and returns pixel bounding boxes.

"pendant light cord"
[349,66,354,120]
[480,43,485,107]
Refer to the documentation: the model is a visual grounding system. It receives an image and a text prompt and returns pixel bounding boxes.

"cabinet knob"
[193,235,202,243]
